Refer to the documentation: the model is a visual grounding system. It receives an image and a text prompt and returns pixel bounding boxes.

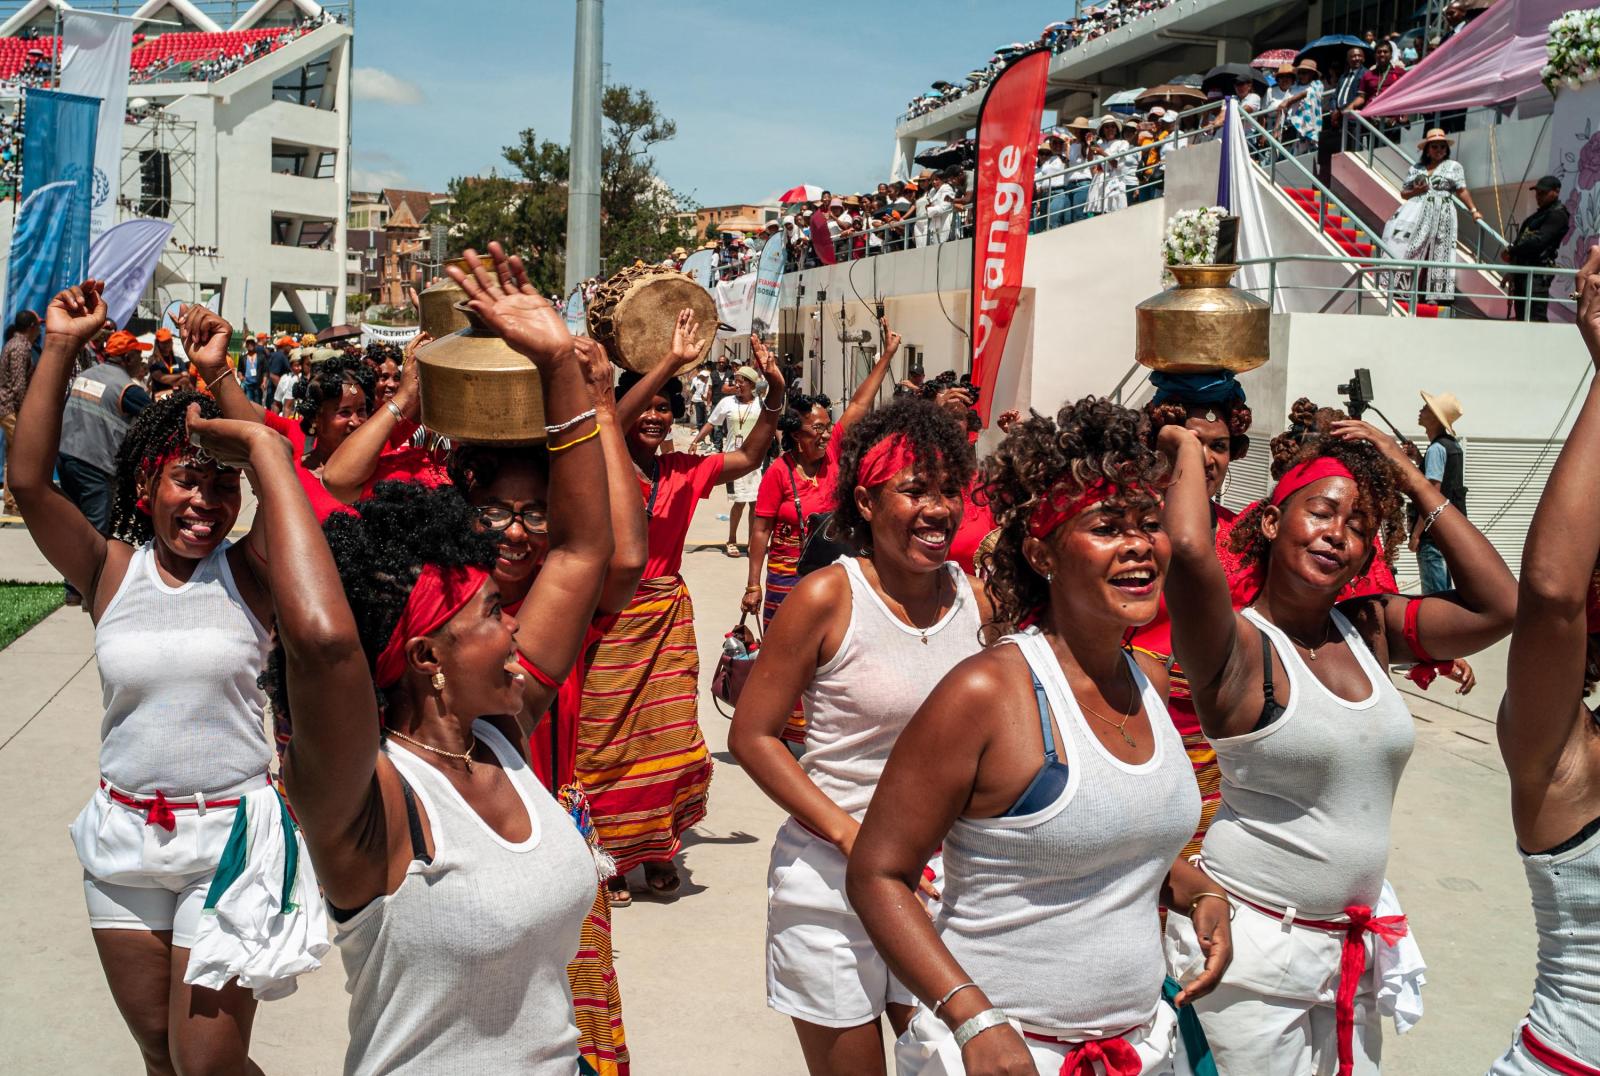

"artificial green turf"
[0,582,64,651]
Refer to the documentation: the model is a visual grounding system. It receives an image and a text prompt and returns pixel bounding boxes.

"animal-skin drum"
[587,264,717,374]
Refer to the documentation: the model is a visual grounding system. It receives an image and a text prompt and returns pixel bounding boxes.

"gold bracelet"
[548,424,600,454]
[205,366,238,392]
[1189,891,1234,919]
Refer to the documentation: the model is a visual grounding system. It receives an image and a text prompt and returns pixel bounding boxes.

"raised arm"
[449,244,613,727]
[1330,420,1517,660]
[575,336,647,615]
[1158,424,1246,735]
[320,335,431,503]
[178,304,257,424]
[1501,245,1600,794]
[836,318,901,438]
[9,281,115,602]
[616,308,703,431]
[717,335,785,483]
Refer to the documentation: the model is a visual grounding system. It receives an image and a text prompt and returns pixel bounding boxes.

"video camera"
[1337,368,1374,421]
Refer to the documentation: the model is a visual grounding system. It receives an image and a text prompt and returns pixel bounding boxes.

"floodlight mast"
[565,0,603,290]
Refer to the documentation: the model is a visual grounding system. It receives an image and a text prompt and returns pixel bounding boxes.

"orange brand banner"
[970,48,1050,427]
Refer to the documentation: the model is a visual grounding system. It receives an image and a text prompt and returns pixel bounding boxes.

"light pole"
[565,0,603,290]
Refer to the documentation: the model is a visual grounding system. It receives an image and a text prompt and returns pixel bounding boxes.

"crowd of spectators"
[131,14,339,84]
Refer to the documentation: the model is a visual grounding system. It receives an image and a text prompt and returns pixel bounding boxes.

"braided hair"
[364,340,403,368]
[109,390,224,545]
[981,397,1168,631]
[1143,395,1252,460]
[293,352,375,435]
[447,442,551,496]
[778,391,834,453]
[831,395,974,551]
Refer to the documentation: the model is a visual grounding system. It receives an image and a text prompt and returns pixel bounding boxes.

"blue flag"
[16,88,99,320]
[4,180,79,331]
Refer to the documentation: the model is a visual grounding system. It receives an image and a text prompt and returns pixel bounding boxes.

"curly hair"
[981,396,1168,631]
[1143,396,1252,461]
[616,369,686,420]
[1226,398,1405,585]
[446,442,551,497]
[831,395,975,552]
[293,353,375,434]
[364,341,403,367]
[109,390,224,545]
[778,391,834,452]
[261,482,499,721]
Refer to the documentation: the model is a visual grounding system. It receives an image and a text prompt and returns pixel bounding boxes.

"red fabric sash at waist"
[1021,1027,1141,1076]
[1522,1024,1600,1076]
[100,779,248,832]
[1230,892,1407,1076]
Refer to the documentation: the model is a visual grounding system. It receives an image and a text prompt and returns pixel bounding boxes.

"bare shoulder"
[1130,647,1171,699]
[785,562,852,613]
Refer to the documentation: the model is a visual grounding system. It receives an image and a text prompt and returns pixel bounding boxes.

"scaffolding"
[118,108,198,324]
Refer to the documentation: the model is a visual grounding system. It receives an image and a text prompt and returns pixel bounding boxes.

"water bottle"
[722,632,748,660]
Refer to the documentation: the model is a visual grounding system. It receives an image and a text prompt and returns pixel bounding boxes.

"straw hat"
[1067,115,1094,131]
[1276,62,1296,75]
[1418,128,1454,149]
[1295,57,1320,75]
[672,246,687,258]
[1097,114,1123,131]
[1420,390,1462,437]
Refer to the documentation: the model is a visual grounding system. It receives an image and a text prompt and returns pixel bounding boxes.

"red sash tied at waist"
[1022,1029,1142,1076]
[1234,894,1407,1076]
[1522,1024,1600,1076]
[100,780,247,832]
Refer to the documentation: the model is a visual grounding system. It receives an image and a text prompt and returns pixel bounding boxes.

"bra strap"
[1029,666,1058,764]
[398,773,432,865]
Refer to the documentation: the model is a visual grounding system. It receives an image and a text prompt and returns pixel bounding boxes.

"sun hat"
[1068,115,1094,131]
[1277,62,1296,75]
[1418,128,1453,149]
[734,365,761,385]
[1420,390,1462,437]
[1296,58,1320,75]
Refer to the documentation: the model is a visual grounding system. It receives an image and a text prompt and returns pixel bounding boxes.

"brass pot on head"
[418,269,471,338]
[1135,263,1270,374]
[415,297,546,445]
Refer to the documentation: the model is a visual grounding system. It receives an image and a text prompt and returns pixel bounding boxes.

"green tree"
[441,84,696,293]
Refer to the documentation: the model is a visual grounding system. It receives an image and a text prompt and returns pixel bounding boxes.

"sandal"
[607,877,632,907]
[644,861,681,894]
[724,542,741,558]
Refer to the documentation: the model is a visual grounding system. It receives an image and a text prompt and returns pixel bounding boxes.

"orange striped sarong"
[1131,647,1221,858]
[571,884,628,1075]
[578,575,713,874]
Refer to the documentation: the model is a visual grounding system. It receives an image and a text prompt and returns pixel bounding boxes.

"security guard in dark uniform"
[1503,175,1571,322]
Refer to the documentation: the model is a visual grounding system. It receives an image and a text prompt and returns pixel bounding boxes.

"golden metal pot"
[415,303,546,445]
[1134,264,1270,374]
[418,267,470,338]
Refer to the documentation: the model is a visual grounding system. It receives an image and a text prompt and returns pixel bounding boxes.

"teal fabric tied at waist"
[1162,975,1217,1076]
[203,786,300,914]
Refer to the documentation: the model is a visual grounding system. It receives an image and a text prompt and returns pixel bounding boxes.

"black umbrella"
[1202,63,1266,95]
[1170,73,1206,88]
[913,139,975,171]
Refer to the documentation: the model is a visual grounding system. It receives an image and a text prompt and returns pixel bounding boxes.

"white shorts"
[766,819,915,1027]
[894,1001,1177,1075]
[70,776,265,948]
[729,465,762,504]
[1169,897,1382,1076]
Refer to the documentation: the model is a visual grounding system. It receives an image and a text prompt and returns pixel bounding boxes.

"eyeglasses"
[474,506,548,534]
[799,422,832,435]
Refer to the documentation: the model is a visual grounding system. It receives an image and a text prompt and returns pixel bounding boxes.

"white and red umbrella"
[778,184,823,204]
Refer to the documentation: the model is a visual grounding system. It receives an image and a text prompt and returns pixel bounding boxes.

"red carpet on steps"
[1284,187,1376,258]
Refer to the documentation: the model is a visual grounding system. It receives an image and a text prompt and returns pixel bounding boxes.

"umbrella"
[966,70,990,83]
[1296,34,1373,71]
[778,184,823,204]
[1250,48,1297,70]
[1203,63,1267,95]
[1103,87,1146,114]
[1170,73,1206,88]
[317,324,362,344]
[914,139,976,171]
[1135,83,1208,110]
[931,79,954,90]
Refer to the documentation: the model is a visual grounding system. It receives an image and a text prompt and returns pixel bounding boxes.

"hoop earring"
[431,671,447,691]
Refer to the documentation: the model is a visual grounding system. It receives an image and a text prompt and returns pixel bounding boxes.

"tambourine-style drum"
[587,264,717,374]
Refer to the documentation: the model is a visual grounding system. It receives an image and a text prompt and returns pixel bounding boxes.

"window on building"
[272,50,333,108]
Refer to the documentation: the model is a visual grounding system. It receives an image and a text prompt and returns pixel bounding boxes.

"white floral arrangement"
[1162,205,1227,267]
[1544,9,1600,93]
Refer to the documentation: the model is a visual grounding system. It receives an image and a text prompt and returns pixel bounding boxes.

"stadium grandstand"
[0,0,353,336]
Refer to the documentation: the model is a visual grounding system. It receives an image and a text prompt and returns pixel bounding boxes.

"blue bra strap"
[1030,667,1058,764]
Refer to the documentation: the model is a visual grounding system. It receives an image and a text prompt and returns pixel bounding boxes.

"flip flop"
[724,543,741,558]
[607,878,632,907]
[644,862,681,894]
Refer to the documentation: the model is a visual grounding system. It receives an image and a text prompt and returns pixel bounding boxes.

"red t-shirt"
[640,450,726,579]
[508,597,603,792]
[949,479,997,576]
[264,410,351,522]
[754,441,841,574]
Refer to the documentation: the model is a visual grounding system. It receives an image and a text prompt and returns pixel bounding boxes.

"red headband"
[1270,457,1356,507]
[373,564,491,689]
[857,434,928,489]
[1028,478,1121,539]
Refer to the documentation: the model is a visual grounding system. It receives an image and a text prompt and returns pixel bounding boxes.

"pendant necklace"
[1077,661,1140,748]
[387,728,477,773]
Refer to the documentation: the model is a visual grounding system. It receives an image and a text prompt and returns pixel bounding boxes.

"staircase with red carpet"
[1281,185,1442,317]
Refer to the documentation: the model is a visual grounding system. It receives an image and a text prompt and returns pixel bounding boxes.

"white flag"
[60,11,134,240]
[88,218,174,328]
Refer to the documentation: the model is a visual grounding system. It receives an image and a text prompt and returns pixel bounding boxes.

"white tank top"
[1201,607,1415,917]
[936,630,1199,1037]
[94,541,274,794]
[801,556,982,819]
[336,721,596,1076]
[1521,819,1600,1066]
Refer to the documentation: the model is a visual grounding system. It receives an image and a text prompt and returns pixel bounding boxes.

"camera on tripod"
[1337,368,1374,421]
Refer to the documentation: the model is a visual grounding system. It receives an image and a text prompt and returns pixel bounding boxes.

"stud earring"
[1046,572,1054,583]
[431,671,447,691]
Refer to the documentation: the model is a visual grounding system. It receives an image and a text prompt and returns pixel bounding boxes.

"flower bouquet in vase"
[1136,206,1269,374]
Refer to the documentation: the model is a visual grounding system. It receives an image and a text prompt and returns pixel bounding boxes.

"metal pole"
[564,0,603,291]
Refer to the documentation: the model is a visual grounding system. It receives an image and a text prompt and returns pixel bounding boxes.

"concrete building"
[0,0,353,336]
[695,202,780,240]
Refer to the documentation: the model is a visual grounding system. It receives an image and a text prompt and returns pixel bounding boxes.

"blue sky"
[350,0,1070,206]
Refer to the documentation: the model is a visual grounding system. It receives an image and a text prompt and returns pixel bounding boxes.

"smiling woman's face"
[1263,477,1372,593]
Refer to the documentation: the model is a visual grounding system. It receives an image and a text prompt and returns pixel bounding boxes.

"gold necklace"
[387,728,477,772]
[1076,661,1140,748]
[1282,621,1335,661]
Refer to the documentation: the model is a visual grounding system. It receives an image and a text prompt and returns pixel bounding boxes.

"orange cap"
[276,336,295,347]
[154,327,173,342]
[105,331,153,357]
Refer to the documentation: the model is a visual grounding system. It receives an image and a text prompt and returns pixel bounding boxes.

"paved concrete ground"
[0,487,1540,1075]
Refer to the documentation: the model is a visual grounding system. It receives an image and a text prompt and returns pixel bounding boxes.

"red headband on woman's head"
[857,433,934,489]
[1028,478,1123,539]
[1270,457,1356,507]
[373,563,492,689]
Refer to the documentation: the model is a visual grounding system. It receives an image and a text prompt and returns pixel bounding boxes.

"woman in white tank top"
[228,249,618,1074]
[847,397,1233,1076]
[1159,407,1516,1075]
[730,396,990,1075]
[10,286,315,1070]
[1485,261,1600,1076]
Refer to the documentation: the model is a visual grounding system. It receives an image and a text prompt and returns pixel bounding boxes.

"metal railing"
[1237,252,1576,320]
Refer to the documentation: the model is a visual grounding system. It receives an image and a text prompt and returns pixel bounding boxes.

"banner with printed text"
[751,233,787,337]
[969,49,1049,427]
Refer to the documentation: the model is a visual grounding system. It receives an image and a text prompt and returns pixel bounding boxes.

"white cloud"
[352,67,423,106]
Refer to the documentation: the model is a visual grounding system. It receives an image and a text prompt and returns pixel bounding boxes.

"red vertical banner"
[810,207,837,265]
[970,49,1050,427]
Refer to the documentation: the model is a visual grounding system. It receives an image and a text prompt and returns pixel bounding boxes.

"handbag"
[710,614,760,718]
[787,459,852,577]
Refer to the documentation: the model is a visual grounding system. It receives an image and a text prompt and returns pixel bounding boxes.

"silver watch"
[952,1007,1010,1049]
